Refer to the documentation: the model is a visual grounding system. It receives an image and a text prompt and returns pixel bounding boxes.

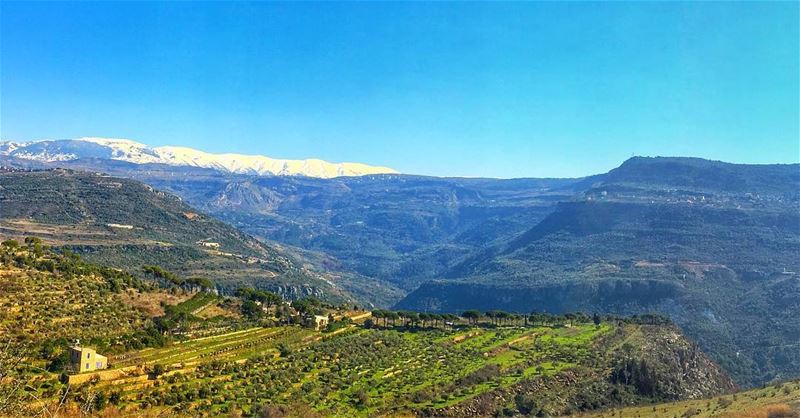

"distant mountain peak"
[0,137,399,178]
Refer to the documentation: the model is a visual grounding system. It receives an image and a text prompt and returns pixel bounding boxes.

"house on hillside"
[311,315,329,330]
[197,241,221,249]
[106,223,134,230]
[70,343,107,373]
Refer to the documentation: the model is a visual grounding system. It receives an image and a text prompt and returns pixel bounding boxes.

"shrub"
[1,239,20,249]
[354,389,369,406]
[278,343,291,357]
[766,404,798,418]
[514,393,541,415]
[150,364,166,377]
[682,408,700,417]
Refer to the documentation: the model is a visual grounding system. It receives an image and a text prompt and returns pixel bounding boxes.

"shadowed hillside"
[1,156,590,301]
[398,158,800,387]
[0,169,357,303]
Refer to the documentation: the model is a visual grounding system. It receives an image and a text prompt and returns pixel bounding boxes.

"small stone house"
[312,315,329,330]
[70,345,107,373]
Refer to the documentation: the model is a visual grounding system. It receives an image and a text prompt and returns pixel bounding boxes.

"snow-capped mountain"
[0,137,399,178]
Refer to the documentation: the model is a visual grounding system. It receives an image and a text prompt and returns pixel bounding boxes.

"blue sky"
[1,2,798,178]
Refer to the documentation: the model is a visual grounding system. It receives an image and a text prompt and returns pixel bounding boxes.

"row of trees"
[370,310,461,328]
[370,310,652,329]
[235,288,282,307]
[371,309,671,329]
[235,290,335,324]
[371,309,603,328]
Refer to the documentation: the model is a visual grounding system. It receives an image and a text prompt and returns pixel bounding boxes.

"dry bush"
[719,403,798,418]
[682,408,700,418]
[766,404,799,418]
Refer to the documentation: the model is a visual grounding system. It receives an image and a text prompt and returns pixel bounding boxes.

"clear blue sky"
[1,2,798,178]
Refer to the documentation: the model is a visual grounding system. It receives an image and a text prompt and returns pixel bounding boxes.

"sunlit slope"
[574,380,800,418]
[43,322,734,417]
[0,169,355,302]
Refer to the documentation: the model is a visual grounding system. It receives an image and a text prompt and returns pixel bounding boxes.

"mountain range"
[0,169,362,304]
[0,137,398,178]
[398,157,800,386]
[2,139,799,388]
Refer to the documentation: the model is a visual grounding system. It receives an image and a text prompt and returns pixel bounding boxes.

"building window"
[86,363,89,369]
[87,353,90,359]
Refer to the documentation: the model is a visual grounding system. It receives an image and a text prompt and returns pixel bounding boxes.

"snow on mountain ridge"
[79,137,149,147]
[0,137,399,178]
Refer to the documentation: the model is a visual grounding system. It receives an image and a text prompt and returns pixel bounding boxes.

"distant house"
[198,241,221,249]
[312,315,329,330]
[70,344,107,373]
[106,223,134,230]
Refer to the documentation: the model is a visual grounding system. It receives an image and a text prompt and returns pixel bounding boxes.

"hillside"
[1,155,587,299]
[3,306,736,416]
[398,158,800,387]
[0,243,736,417]
[172,174,583,290]
[0,166,773,418]
[574,380,800,418]
[0,241,188,418]
[602,156,800,195]
[0,169,356,303]
[0,240,158,351]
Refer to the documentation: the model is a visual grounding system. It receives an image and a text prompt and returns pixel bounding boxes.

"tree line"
[370,309,671,329]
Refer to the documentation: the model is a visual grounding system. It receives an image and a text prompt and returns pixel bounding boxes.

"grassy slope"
[0,262,151,349]
[574,380,800,418]
[22,321,736,418]
[0,244,261,417]
[0,244,738,418]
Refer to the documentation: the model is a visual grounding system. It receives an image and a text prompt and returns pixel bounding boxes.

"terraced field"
[112,326,313,368]
[0,242,744,418]
[73,323,612,416]
[0,265,150,348]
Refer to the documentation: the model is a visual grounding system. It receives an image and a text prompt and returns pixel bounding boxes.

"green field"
[69,323,612,416]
